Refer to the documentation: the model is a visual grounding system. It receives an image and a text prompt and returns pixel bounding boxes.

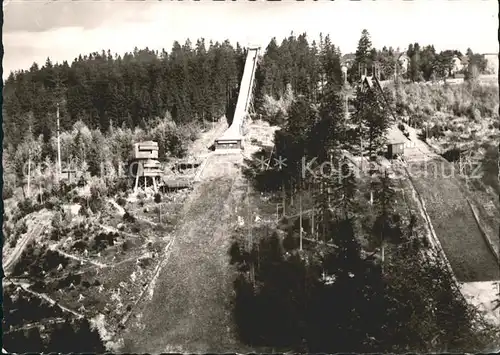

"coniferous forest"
[3,40,245,147]
[2,33,345,199]
[3,34,341,146]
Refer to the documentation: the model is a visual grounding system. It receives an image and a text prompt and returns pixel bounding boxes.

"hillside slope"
[407,157,499,282]
[121,153,250,353]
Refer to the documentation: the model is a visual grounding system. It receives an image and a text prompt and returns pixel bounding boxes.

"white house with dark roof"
[397,53,409,74]
[451,55,464,75]
[340,53,356,69]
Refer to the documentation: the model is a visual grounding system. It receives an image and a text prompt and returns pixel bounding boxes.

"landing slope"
[122,154,249,353]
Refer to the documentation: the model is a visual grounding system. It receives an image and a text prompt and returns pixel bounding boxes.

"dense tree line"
[255,32,343,109]
[3,30,489,153]
[3,31,345,151]
[2,32,348,199]
[2,39,247,198]
[405,44,487,82]
[344,30,490,83]
[3,39,246,149]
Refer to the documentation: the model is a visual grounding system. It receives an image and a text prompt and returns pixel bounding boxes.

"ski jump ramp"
[215,46,260,150]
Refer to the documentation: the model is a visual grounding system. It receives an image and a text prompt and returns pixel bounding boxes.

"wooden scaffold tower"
[129,141,163,192]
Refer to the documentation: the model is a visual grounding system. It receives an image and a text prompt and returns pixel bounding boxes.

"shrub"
[50,229,61,241]
[472,108,481,121]
[72,240,87,252]
[90,176,107,196]
[3,185,14,200]
[93,233,115,252]
[74,228,83,238]
[51,212,63,235]
[441,147,462,162]
[108,178,129,197]
[17,199,36,217]
[154,193,162,203]
[123,211,136,223]
[422,104,434,116]
[82,281,91,288]
[18,220,28,235]
[44,197,59,210]
[122,240,132,251]
[77,175,87,187]
[117,197,127,207]
[79,205,90,217]
[88,192,103,214]
[42,249,69,271]
[428,124,445,139]
[131,225,140,234]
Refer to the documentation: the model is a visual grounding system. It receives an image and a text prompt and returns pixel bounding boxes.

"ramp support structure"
[215,45,260,150]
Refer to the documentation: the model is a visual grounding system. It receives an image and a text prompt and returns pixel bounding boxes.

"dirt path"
[3,317,67,335]
[188,118,227,158]
[48,246,109,268]
[3,215,51,274]
[122,154,249,353]
[4,278,84,318]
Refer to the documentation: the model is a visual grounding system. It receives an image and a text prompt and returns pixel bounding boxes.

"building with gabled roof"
[340,53,356,68]
[386,126,408,158]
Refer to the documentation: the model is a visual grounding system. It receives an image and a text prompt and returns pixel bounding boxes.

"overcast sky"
[3,0,499,78]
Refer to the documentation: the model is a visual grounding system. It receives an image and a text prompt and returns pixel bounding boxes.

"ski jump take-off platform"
[215,45,260,150]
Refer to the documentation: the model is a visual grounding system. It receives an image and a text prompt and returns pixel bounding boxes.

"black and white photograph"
[2,0,499,353]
